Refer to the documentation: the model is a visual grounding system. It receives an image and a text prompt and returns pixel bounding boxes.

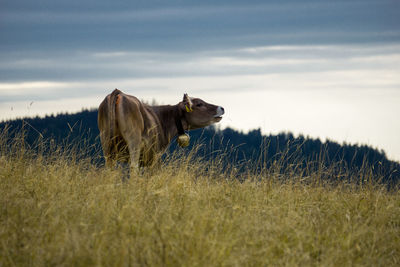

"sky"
[1,0,400,160]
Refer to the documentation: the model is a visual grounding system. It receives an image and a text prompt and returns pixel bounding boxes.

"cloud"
[1,0,399,53]
[1,43,399,86]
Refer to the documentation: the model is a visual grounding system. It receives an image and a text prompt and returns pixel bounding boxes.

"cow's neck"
[175,114,186,136]
[151,104,188,144]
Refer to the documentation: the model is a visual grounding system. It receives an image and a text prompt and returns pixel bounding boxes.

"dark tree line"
[1,109,399,185]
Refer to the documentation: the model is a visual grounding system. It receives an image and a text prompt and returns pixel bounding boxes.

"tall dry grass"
[0,129,399,266]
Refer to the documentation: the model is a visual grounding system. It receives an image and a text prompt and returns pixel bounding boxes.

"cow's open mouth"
[214,106,224,121]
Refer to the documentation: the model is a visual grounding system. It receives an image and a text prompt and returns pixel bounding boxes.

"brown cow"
[98,89,224,173]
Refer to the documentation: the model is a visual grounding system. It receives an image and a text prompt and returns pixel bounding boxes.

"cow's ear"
[183,93,193,112]
[183,93,189,102]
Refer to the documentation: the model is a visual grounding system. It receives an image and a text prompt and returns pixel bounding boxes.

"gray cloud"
[1,44,399,83]
[1,43,399,107]
[1,0,399,53]
[1,0,400,101]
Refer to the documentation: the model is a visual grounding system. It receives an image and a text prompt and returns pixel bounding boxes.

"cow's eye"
[196,103,203,107]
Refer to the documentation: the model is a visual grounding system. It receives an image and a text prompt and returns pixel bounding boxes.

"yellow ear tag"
[185,105,193,112]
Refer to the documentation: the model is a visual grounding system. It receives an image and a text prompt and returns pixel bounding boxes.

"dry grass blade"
[0,129,399,266]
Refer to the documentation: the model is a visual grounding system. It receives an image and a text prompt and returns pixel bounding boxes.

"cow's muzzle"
[214,106,225,120]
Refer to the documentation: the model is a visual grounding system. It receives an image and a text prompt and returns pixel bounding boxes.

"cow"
[98,89,224,174]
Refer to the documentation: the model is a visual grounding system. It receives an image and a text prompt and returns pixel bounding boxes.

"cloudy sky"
[1,0,400,160]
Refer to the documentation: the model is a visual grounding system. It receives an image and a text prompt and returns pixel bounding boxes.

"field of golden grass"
[1,132,399,266]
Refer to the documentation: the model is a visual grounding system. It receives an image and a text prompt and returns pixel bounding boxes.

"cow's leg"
[117,114,143,176]
[105,155,116,169]
[123,132,142,176]
[104,155,114,168]
[115,95,145,177]
[98,128,115,169]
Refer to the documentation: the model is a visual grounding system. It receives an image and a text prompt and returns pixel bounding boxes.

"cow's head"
[180,93,224,129]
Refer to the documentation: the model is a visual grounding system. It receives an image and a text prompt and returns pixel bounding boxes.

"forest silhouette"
[1,109,399,185]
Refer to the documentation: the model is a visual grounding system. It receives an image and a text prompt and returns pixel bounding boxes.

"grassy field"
[1,133,400,266]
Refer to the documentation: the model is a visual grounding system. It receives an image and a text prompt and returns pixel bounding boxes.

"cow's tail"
[108,88,122,157]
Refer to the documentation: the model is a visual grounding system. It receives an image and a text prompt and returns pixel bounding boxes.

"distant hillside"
[1,109,399,185]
